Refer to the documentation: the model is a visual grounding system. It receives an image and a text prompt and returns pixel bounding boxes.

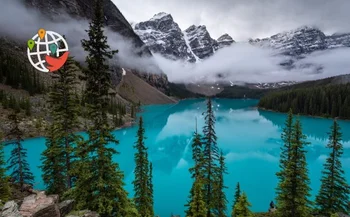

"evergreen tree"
[133,116,152,217]
[148,162,154,217]
[275,109,293,201]
[213,151,228,217]
[202,97,220,217]
[72,0,132,215]
[41,56,82,195]
[0,134,11,202]
[231,182,241,216]
[41,124,66,195]
[188,178,207,217]
[6,113,34,188]
[186,123,205,217]
[315,120,350,216]
[276,118,312,217]
[232,192,253,217]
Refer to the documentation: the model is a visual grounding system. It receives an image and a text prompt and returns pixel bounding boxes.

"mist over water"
[4,99,350,217]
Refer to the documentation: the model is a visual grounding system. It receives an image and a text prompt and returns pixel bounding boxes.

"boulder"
[19,191,60,217]
[58,200,75,217]
[1,200,23,217]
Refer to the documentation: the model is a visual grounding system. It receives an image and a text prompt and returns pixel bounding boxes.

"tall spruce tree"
[133,116,152,217]
[213,151,228,217]
[186,122,205,217]
[232,192,253,217]
[72,0,133,215]
[202,97,220,217]
[316,120,350,216]
[0,134,11,202]
[41,57,81,195]
[231,182,241,217]
[6,113,34,188]
[188,178,208,217]
[41,124,66,195]
[276,118,312,217]
[148,162,154,217]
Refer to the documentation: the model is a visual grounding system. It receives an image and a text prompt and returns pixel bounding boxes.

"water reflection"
[4,99,350,217]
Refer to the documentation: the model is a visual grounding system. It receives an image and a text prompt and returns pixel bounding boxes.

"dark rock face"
[135,13,197,62]
[134,13,235,62]
[216,33,235,49]
[184,25,218,59]
[250,26,350,57]
[250,26,327,56]
[58,200,75,217]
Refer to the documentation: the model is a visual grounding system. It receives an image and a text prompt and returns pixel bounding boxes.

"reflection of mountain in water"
[258,109,350,142]
[140,99,350,175]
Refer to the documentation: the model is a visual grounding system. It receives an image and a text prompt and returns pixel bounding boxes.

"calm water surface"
[4,99,350,217]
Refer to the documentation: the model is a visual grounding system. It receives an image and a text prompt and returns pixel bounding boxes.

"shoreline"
[258,107,350,122]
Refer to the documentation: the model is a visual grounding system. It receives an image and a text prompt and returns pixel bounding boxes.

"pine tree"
[41,124,66,195]
[231,182,241,217]
[188,179,207,217]
[202,97,220,217]
[148,162,154,217]
[6,113,34,188]
[186,123,205,217]
[276,118,312,217]
[213,151,228,217]
[41,57,82,194]
[133,116,152,217]
[232,192,253,217]
[0,134,11,202]
[315,120,350,216]
[275,109,293,201]
[72,0,132,215]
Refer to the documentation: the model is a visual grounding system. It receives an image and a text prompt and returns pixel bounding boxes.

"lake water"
[4,99,350,217]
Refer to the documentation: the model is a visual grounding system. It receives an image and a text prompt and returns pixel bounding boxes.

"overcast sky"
[113,0,350,41]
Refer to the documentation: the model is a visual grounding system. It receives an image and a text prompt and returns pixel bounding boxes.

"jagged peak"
[185,25,208,33]
[217,33,234,42]
[150,12,172,21]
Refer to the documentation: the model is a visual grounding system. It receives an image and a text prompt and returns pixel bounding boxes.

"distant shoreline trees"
[258,84,350,119]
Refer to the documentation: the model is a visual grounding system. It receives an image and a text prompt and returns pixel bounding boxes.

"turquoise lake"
[4,99,350,217]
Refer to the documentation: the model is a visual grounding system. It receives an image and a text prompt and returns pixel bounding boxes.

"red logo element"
[45,52,69,72]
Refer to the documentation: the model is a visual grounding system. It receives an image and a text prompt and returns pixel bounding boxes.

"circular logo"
[27,29,69,73]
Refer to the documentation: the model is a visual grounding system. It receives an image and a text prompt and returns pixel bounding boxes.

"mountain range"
[134,13,350,75]
[134,12,235,62]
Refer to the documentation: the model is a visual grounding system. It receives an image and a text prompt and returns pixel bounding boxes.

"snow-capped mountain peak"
[133,13,235,62]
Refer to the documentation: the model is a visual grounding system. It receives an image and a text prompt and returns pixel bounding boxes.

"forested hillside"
[258,84,350,119]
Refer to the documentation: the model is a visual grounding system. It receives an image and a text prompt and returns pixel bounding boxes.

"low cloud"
[0,0,160,73]
[154,43,350,84]
[1,0,350,84]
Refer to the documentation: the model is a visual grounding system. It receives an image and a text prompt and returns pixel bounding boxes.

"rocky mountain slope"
[134,12,234,62]
[249,26,350,56]
[24,0,169,94]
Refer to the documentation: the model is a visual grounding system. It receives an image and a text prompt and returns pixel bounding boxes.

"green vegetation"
[0,48,45,95]
[40,57,82,196]
[232,192,253,217]
[133,116,153,216]
[216,85,269,99]
[276,118,312,217]
[259,84,350,119]
[70,0,135,215]
[6,112,34,188]
[231,182,241,217]
[315,120,350,215]
[0,90,31,116]
[167,82,204,99]
[0,133,11,203]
